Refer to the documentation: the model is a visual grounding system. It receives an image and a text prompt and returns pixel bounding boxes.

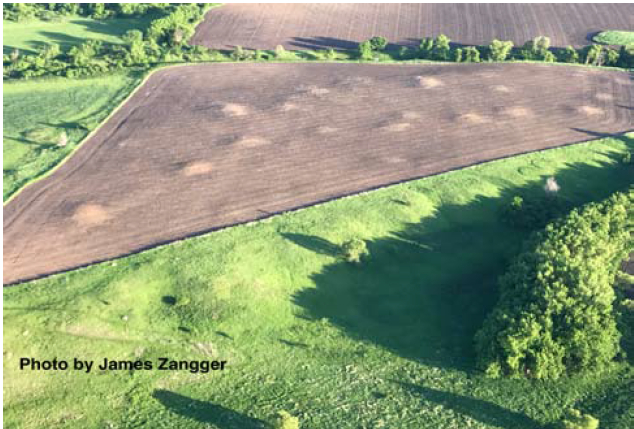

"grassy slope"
[2,15,157,54]
[4,135,634,429]
[3,73,143,201]
[594,31,634,46]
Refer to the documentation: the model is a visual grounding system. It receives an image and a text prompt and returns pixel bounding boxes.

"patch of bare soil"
[182,161,213,176]
[415,76,443,89]
[578,105,604,116]
[4,63,633,284]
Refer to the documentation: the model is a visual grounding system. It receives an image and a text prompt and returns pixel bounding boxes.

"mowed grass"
[4,134,634,428]
[3,73,143,201]
[3,15,158,54]
[594,30,634,46]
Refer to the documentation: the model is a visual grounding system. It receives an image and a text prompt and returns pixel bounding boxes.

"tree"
[369,36,388,51]
[585,44,603,66]
[432,34,451,60]
[10,48,19,62]
[325,48,337,60]
[341,238,368,263]
[453,48,463,62]
[273,411,299,429]
[561,46,579,63]
[605,48,620,66]
[617,44,634,68]
[476,192,631,379]
[489,39,514,61]
[358,40,373,60]
[464,46,481,63]
[419,37,434,59]
[231,46,246,61]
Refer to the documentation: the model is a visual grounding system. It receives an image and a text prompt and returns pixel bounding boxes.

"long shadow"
[289,36,360,51]
[398,382,542,429]
[282,233,340,257]
[153,390,268,428]
[292,135,634,371]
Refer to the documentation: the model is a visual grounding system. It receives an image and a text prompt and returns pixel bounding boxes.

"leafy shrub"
[476,191,632,379]
[273,411,299,429]
[341,238,368,264]
[369,36,388,51]
[555,409,599,429]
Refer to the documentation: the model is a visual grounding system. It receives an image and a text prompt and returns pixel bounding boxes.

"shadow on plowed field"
[293,134,634,372]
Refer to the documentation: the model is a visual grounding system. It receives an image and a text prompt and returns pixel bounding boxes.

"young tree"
[464,46,481,63]
[605,48,620,66]
[585,44,603,65]
[369,36,388,51]
[231,45,245,61]
[341,238,368,263]
[489,39,514,61]
[432,34,451,60]
[453,48,463,62]
[10,48,20,62]
[419,37,434,59]
[556,409,599,429]
[358,40,373,60]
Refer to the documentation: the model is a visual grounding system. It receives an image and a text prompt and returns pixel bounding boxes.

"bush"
[369,36,388,51]
[341,238,368,264]
[476,191,632,379]
[555,409,599,429]
[273,411,299,429]
[499,192,569,230]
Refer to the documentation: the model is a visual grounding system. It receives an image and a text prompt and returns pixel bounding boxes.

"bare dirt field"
[3,63,633,284]
[191,4,634,50]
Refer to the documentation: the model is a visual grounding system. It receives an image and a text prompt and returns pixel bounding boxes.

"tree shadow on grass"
[153,390,268,429]
[397,382,542,429]
[282,233,340,257]
[292,134,634,372]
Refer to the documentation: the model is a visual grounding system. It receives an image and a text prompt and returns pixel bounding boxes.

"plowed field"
[4,63,633,284]
[191,4,634,50]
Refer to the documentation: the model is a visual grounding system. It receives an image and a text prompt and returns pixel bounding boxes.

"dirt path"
[191,4,634,50]
[4,63,633,284]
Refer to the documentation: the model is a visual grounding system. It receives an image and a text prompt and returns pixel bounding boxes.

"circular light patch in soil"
[491,85,512,93]
[221,103,250,117]
[578,105,604,116]
[458,112,489,124]
[73,204,112,227]
[182,161,214,176]
[235,136,270,147]
[595,93,614,101]
[502,106,533,118]
[381,122,411,132]
[414,76,444,89]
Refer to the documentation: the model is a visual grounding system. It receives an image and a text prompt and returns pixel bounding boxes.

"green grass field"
[4,134,633,428]
[3,73,143,201]
[594,30,634,46]
[3,15,157,54]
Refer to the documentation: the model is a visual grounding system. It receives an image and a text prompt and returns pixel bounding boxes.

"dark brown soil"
[191,4,634,50]
[3,63,633,284]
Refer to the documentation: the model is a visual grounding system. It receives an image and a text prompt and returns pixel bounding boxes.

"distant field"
[191,3,634,50]
[4,62,633,285]
[2,14,157,54]
[594,30,634,46]
[3,73,142,200]
[4,134,634,428]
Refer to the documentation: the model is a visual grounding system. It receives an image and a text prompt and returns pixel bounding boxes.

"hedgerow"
[475,190,633,379]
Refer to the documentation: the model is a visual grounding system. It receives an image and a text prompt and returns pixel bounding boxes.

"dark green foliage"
[341,238,369,264]
[476,191,632,379]
[369,36,388,51]
[560,46,580,63]
[499,193,569,230]
[463,46,481,63]
[555,409,599,429]
[418,37,434,59]
[617,44,634,68]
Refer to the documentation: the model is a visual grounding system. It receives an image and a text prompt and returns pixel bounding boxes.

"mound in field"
[3,63,633,284]
[191,4,634,50]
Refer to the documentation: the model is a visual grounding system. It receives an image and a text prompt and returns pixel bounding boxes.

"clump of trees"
[476,191,632,379]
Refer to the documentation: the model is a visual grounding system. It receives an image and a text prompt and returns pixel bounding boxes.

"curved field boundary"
[191,4,634,50]
[4,62,633,285]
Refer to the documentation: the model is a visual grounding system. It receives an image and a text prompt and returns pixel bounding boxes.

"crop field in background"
[2,73,143,200]
[4,62,633,285]
[2,14,158,54]
[4,134,634,428]
[191,3,634,50]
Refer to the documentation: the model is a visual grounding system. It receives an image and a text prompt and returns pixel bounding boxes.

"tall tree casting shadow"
[292,135,633,372]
